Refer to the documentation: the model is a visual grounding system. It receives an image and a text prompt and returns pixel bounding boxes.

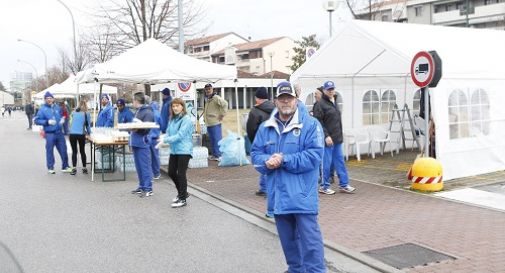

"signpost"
[411,51,442,157]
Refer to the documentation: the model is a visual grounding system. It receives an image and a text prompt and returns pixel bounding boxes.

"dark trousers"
[27,114,33,129]
[168,154,191,200]
[69,134,87,168]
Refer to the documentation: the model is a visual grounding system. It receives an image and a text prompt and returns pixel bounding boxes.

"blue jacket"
[69,110,92,135]
[118,107,134,124]
[160,95,172,134]
[34,103,64,134]
[130,105,154,148]
[163,114,193,156]
[96,103,114,127]
[148,102,161,139]
[251,104,324,215]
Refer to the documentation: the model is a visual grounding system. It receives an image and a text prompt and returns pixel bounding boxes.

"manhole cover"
[363,243,455,269]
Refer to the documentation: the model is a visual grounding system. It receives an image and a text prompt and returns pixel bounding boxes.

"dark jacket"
[25,104,34,115]
[246,100,275,142]
[312,94,343,144]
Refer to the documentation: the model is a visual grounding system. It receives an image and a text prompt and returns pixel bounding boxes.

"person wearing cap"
[34,91,73,174]
[203,83,228,161]
[246,87,275,197]
[116,99,134,124]
[251,81,326,273]
[147,97,162,180]
[130,92,155,198]
[313,80,356,194]
[159,88,172,134]
[96,94,115,127]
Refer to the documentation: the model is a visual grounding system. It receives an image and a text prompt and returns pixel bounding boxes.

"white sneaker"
[339,185,356,194]
[48,169,56,174]
[319,187,336,195]
[153,175,161,180]
[171,199,187,208]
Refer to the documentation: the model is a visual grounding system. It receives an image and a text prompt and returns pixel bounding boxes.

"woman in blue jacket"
[162,98,193,208]
[69,100,92,175]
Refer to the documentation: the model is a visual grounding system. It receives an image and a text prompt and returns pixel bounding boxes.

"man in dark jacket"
[313,81,356,194]
[246,87,275,196]
[25,102,34,129]
[159,88,172,134]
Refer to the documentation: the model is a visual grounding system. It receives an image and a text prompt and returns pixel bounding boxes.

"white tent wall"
[432,78,505,180]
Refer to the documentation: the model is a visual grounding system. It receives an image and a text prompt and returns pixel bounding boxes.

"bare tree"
[82,24,121,64]
[345,0,384,20]
[58,39,92,75]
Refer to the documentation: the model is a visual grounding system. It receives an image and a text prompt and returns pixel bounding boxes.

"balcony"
[433,2,505,24]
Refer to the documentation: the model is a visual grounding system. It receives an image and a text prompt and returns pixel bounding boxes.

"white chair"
[368,125,399,157]
[344,128,372,161]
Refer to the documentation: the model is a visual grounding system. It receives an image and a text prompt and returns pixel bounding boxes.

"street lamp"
[178,0,184,53]
[17,39,48,86]
[17,59,39,101]
[56,0,77,64]
[268,52,274,100]
[323,0,339,37]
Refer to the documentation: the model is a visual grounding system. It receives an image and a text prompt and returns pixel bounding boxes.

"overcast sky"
[0,0,351,90]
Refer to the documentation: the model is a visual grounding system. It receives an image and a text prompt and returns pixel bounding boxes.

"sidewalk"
[185,161,505,273]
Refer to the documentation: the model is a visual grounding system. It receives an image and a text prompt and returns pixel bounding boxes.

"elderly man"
[34,91,72,174]
[251,81,326,273]
[313,80,356,194]
[203,83,228,161]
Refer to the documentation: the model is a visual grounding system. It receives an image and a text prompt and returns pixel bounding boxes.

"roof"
[211,37,286,56]
[185,32,245,46]
[258,71,290,79]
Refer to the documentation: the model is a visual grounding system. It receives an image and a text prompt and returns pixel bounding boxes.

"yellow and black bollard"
[407,157,443,192]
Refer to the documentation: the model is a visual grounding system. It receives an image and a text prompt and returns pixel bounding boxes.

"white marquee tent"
[33,76,117,99]
[291,20,505,180]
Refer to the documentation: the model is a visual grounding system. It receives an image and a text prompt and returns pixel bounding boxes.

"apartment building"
[407,0,505,29]
[211,37,295,75]
[185,32,248,62]
[355,0,408,22]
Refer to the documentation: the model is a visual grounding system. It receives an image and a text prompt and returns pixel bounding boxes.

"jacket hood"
[256,100,275,114]
[150,101,159,111]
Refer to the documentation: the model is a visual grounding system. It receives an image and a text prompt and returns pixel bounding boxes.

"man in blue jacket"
[34,91,73,174]
[116,99,134,123]
[130,92,155,198]
[148,100,162,180]
[96,94,114,127]
[159,88,172,134]
[251,81,326,273]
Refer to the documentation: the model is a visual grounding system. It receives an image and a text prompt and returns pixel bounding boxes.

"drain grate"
[363,243,456,269]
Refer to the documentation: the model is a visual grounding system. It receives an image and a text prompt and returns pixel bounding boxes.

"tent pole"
[351,77,355,128]
[234,79,242,166]
[91,79,98,182]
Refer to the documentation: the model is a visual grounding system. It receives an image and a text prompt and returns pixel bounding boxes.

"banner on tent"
[176,82,195,100]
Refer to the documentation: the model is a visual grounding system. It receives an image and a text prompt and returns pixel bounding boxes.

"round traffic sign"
[178,82,192,92]
[411,51,435,87]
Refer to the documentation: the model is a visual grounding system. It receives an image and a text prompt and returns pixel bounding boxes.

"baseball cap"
[204,83,213,88]
[323,81,335,91]
[276,81,296,98]
[116,99,125,106]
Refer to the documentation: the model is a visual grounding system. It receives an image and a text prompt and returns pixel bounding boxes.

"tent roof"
[53,75,117,94]
[291,20,505,82]
[79,39,237,84]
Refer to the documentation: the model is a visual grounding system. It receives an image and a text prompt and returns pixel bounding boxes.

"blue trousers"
[275,214,326,273]
[259,174,267,192]
[150,140,160,177]
[45,132,69,170]
[322,143,349,189]
[207,124,222,157]
[132,146,152,191]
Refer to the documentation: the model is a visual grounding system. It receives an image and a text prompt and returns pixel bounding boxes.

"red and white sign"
[411,51,435,87]
[175,82,195,100]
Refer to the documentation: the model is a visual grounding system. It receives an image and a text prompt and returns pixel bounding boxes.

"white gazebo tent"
[291,20,505,180]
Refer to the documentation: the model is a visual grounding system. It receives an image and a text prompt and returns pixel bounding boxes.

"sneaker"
[265,212,274,218]
[339,185,356,194]
[319,187,336,195]
[70,168,77,175]
[139,191,153,198]
[61,167,73,173]
[82,168,88,174]
[255,190,267,197]
[48,169,56,174]
[172,193,190,203]
[131,188,143,194]
[153,175,161,180]
[171,199,187,208]
[208,155,220,161]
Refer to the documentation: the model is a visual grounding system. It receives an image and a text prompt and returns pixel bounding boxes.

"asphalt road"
[0,112,288,273]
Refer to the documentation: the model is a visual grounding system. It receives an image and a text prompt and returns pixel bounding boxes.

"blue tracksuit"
[96,103,115,127]
[160,95,172,134]
[130,105,154,191]
[34,103,69,170]
[118,107,134,124]
[251,104,326,273]
[149,102,162,177]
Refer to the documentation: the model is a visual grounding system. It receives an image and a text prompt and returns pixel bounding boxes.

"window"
[219,56,225,63]
[203,45,210,51]
[381,90,397,123]
[470,89,490,135]
[413,89,421,116]
[381,14,389,21]
[415,6,423,16]
[448,89,470,139]
[363,90,380,125]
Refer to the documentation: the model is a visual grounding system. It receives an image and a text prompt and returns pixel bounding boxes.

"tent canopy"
[78,38,237,84]
[33,76,117,99]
